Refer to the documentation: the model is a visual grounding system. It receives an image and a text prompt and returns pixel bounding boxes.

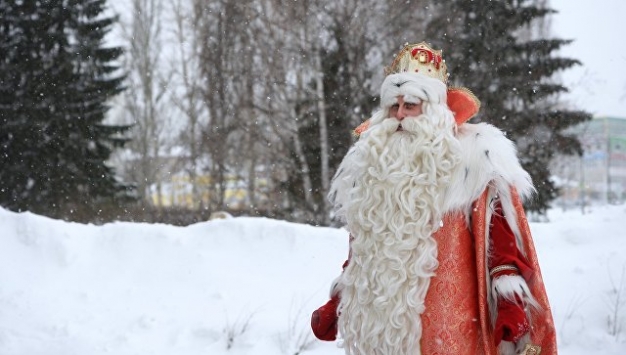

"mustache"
[380,115,428,133]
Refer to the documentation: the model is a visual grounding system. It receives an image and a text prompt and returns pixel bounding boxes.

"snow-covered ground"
[1,204,625,355]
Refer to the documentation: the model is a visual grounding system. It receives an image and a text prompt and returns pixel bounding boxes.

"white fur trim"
[329,275,342,298]
[493,275,534,353]
[499,334,531,355]
[498,341,516,355]
[442,122,534,216]
[515,334,531,354]
[380,72,447,108]
[403,95,421,104]
[492,275,540,310]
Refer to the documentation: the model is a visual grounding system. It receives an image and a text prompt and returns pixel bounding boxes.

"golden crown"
[385,42,449,84]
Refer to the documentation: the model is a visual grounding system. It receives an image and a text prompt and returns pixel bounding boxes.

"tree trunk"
[315,48,330,223]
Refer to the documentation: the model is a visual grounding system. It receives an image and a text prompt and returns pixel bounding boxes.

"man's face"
[388,96,423,120]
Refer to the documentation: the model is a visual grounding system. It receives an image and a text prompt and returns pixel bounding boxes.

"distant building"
[148,171,271,211]
[112,145,272,212]
[552,116,626,208]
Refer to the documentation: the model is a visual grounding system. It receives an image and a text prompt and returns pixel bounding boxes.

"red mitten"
[494,298,530,346]
[311,295,340,341]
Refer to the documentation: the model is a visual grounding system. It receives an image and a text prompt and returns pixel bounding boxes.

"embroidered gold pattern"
[421,214,484,354]
[489,264,520,277]
[522,343,542,354]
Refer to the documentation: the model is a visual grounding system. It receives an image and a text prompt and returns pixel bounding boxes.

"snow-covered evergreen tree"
[425,0,591,215]
[0,0,132,217]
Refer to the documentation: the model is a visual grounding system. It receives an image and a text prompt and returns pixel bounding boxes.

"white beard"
[332,108,461,355]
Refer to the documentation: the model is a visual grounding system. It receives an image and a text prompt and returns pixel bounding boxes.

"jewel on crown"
[385,42,448,84]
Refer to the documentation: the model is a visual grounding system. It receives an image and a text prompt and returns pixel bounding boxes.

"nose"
[394,106,406,121]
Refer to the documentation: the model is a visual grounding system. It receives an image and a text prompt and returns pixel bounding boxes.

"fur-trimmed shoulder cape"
[444,122,557,354]
[443,122,534,216]
[441,122,536,253]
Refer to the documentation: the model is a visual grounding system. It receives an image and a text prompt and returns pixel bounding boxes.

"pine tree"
[425,0,591,215]
[0,0,131,218]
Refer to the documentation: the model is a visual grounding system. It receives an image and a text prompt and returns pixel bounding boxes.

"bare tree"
[225,0,433,223]
[193,0,274,212]
[192,0,231,211]
[237,2,267,214]
[169,0,208,210]
[251,0,328,220]
[116,0,172,207]
[109,0,433,223]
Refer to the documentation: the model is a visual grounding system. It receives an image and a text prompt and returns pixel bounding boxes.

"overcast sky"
[106,0,624,119]
[549,0,626,118]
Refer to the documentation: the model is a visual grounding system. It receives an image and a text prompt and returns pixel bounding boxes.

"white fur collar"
[442,122,534,214]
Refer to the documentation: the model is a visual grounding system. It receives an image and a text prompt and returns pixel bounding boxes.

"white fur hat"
[379,72,447,109]
[354,42,481,136]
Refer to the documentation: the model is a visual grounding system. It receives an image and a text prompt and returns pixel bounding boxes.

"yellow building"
[149,172,270,211]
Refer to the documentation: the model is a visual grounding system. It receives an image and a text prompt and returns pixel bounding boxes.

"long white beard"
[332,110,461,355]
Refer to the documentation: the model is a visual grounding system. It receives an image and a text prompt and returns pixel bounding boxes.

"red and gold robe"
[311,122,558,354]
[420,188,556,354]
